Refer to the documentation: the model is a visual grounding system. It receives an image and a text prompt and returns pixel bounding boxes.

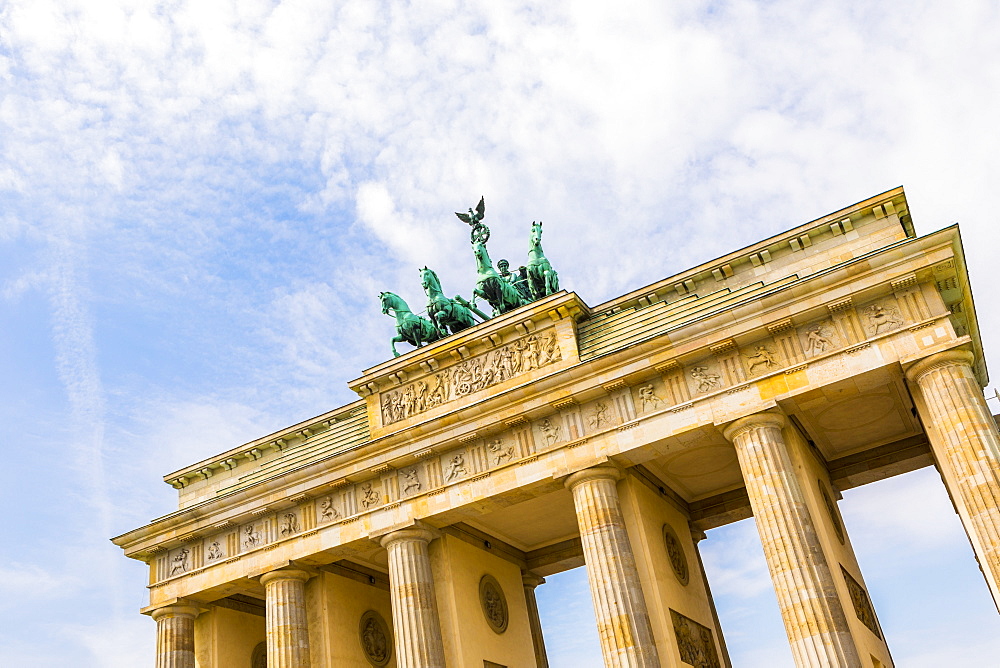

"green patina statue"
[379,291,441,357]
[419,266,479,336]
[526,220,559,299]
[472,236,528,316]
[497,259,532,301]
[378,196,565,357]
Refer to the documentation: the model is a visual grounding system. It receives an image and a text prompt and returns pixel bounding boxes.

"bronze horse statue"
[379,291,441,357]
[419,267,478,336]
[472,239,527,316]
[526,220,559,300]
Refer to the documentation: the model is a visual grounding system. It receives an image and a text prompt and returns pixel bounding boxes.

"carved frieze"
[862,299,903,336]
[637,383,664,412]
[743,344,779,377]
[801,320,837,357]
[670,609,721,668]
[379,329,562,425]
[479,574,509,634]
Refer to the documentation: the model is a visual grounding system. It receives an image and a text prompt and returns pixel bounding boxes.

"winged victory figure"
[455,196,489,244]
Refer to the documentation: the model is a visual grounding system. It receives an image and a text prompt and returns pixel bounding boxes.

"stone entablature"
[139,304,959,590]
[121,233,974,573]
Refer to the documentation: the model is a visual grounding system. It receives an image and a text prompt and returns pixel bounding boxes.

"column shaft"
[381,528,447,668]
[261,569,312,668]
[724,413,860,667]
[522,572,550,668]
[152,605,198,668]
[908,349,1000,604]
[566,466,660,668]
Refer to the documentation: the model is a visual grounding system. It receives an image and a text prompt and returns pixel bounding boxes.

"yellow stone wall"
[306,570,397,668]
[194,605,264,668]
[618,474,727,666]
[430,533,537,668]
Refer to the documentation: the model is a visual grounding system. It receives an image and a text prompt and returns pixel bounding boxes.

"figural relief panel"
[743,343,780,377]
[841,566,882,639]
[861,298,903,337]
[379,329,562,425]
[670,609,721,668]
[800,319,838,358]
[636,381,665,412]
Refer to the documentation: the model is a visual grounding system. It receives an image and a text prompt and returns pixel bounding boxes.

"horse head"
[419,266,440,293]
[530,220,543,247]
[379,291,405,315]
[473,240,493,274]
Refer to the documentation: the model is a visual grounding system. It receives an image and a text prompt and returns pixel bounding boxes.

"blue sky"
[3,0,1000,665]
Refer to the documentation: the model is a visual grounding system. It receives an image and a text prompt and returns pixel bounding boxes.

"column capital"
[722,410,785,442]
[905,348,975,383]
[522,571,546,588]
[379,524,438,549]
[564,465,622,490]
[150,604,202,622]
[259,568,312,588]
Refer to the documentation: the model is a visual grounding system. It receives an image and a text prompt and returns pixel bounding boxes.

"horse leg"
[546,267,559,294]
[391,335,405,357]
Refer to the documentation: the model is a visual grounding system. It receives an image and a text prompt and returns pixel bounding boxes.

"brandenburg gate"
[113,187,1000,667]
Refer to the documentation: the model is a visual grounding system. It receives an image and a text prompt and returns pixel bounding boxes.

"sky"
[2,0,1000,665]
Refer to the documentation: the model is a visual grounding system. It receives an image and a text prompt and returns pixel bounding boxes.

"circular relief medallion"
[663,523,690,586]
[358,610,392,667]
[819,480,846,545]
[479,574,509,634]
[251,641,266,668]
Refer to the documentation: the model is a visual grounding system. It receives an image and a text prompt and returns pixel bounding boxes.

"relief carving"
[401,468,421,494]
[637,383,663,411]
[841,566,882,638]
[380,330,562,425]
[279,512,299,536]
[670,609,721,668]
[359,610,392,667]
[243,524,262,549]
[864,302,902,335]
[663,524,689,586]
[170,548,189,576]
[445,453,469,481]
[361,483,381,509]
[479,574,509,634]
[587,402,612,430]
[744,345,778,375]
[488,439,515,465]
[206,541,224,562]
[690,366,721,393]
[804,322,835,356]
[320,496,341,522]
[539,418,562,445]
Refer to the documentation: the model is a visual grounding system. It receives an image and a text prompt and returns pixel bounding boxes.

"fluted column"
[522,571,550,668]
[907,349,1000,605]
[381,527,446,668]
[565,466,660,668]
[260,569,312,668]
[724,412,860,667]
[151,604,199,668]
